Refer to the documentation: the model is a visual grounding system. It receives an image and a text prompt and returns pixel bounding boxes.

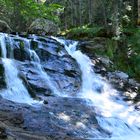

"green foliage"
[124,28,140,79]
[0,0,63,31]
[105,39,117,59]
[63,25,104,39]
[104,27,140,80]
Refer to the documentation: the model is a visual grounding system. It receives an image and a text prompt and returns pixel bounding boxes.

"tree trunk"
[138,0,140,24]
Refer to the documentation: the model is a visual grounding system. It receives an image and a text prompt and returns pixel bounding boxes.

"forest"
[0,0,140,140]
[0,0,139,80]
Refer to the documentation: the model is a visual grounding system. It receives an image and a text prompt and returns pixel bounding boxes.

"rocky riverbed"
[0,33,140,139]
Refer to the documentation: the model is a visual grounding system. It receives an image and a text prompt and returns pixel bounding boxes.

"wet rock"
[9,113,24,125]
[107,71,129,83]
[19,72,36,98]
[13,48,31,62]
[95,55,113,68]
[0,97,109,139]
[15,36,82,98]
[128,79,140,87]
[18,62,53,98]
[113,71,129,80]
[0,60,6,89]
[0,127,7,139]
[28,79,52,96]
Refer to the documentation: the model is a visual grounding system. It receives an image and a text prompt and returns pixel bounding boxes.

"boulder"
[78,37,106,54]
[95,55,113,68]
[28,18,60,35]
[0,20,12,33]
[113,71,129,81]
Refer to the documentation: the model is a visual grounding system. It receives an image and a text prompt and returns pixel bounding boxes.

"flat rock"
[0,96,109,139]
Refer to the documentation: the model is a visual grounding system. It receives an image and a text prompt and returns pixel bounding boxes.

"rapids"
[0,33,140,139]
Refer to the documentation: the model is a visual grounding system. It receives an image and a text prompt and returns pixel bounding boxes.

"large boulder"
[28,18,60,35]
[0,20,12,33]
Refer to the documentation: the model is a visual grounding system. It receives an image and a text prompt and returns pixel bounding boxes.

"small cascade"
[0,33,60,104]
[22,37,61,96]
[52,37,140,140]
[0,33,140,139]
[0,33,7,58]
[1,58,37,104]
[0,33,39,104]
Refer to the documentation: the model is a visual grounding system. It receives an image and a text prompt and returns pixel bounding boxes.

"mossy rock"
[0,20,12,33]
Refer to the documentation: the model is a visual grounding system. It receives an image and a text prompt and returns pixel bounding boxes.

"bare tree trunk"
[89,0,92,24]
[79,0,82,26]
[138,0,140,24]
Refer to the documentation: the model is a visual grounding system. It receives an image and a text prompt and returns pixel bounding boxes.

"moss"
[31,40,38,50]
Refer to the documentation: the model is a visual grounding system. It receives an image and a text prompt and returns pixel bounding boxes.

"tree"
[0,0,62,31]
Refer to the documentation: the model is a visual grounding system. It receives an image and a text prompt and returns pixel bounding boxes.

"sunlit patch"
[58,113,71,122]
[128,116,137,125]
[124,91,137,99]
[119,110,129,118]
[76,122,86,129]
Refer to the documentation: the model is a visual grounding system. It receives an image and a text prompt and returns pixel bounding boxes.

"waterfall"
[1,58,38,104]
[0,33,40,104]
[0,33,60,104]
[0,33,7,58]
[0,33,140,139]
[26,37,61,96]
[52,37,140,140]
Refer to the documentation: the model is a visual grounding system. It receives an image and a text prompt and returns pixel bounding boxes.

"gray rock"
[0,97,109,139]
[0,20,12,33]
[28,18,60,35]
[78,37,106,53]
[114,71,129,80]
[10,36,82,98]
[96,55,113,68]
[129,79,140,87]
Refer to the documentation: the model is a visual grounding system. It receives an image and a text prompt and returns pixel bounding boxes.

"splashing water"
[52,37,140,140]
[0,33,7,58]
[0,33,60,104]
[0,33,40,104]
[26,38,61,96]
[0,32,140,139]
[1,58,38,104]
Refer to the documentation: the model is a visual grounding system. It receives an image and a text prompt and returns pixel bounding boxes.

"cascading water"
[26,37,61,96]
[1,32,140,139]
[1,58,37,104]
[52,37,140,140]
[0,33,38,104]
[0,33,60,104]
[0,33,7,58]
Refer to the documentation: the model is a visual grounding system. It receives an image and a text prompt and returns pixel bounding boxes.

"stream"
[0,33,140,139]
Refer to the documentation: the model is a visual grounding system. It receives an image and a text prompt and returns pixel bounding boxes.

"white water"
[0,33,60,104]
[1,58,38,104]
[52,37,140,140]
[0,33,40,104]
[0,33,7,58]
[24,38,61,96]
[0,33,140,139]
